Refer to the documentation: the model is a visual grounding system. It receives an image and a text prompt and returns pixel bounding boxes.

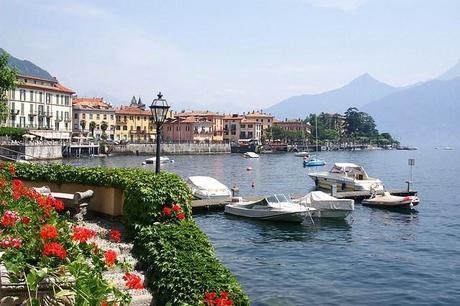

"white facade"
[4,75,73,132]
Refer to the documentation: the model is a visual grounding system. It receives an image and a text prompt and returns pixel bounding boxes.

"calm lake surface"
[63,148,460,305]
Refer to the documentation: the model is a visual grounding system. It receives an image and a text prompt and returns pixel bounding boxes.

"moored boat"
[294,191,354,219]
[294,151,310,157]
[308,163,384,191]
[303,156,326,167]
[362,191,420,209]
[144,156,170,164]
[187,176,232,200]
[225,194,315,223]
[244,152,260,158]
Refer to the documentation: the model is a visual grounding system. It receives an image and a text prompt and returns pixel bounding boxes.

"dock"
[191,189,418,212]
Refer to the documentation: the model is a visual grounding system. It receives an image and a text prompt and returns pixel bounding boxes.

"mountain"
[265,73,399,119]
[362,77,460,146]
[437,60,460,81]
[0,48,54,81]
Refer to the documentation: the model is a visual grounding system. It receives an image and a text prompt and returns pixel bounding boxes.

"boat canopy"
[329,163,369,179]
[187,176,230,193]
[300,191,354,211]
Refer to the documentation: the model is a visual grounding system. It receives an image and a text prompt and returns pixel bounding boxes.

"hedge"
[13,163,250,305]
[0,127,26,140]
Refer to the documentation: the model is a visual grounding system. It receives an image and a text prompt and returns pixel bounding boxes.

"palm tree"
[100,121,108,133]
[89,121,96,137]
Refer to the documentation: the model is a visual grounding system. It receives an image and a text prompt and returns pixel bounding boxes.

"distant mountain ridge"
[265,73,399,119]
[437,60,460,81]
[0,48,54,81]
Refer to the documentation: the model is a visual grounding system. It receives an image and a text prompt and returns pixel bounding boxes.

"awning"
[22,134,37,139]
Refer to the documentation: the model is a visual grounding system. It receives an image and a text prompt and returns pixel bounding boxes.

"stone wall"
[112,143,231,155]
[0,144,62,160]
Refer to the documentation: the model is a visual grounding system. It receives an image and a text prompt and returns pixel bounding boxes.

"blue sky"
[0,0,459,112]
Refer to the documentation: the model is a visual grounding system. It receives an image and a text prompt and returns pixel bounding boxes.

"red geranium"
[8,164,15,176]
[109,229,122,243]
[43,242,67,259]
[1,210,19,227]
[104,250,117,267]
[72,226,97,243]
[163,207,171,216]
[173,204,181,212]
[40,224,58,240]
[178,212,185,220]
[0,237,22,249]
[21,216,31,225]
[123,272,144,289]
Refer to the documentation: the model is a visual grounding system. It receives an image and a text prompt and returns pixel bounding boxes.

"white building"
[4,74,74,135]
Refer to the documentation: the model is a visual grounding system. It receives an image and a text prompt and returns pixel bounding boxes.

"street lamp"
[149,92,170,173]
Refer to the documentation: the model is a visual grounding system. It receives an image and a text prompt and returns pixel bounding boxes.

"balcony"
[38,112,53,118]
[28,112,38,117]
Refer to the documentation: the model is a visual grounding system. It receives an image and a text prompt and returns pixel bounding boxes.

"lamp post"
[150,92,170,173]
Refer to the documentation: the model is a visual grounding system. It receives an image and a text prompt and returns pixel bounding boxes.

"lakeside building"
[274,119,312,134]
[72,97,116,140]
[223,114,243,143]
[320,112,346,135]
[114,97,156,143]
[2,74,74,139]
[244,110,274,133]
[165,111,224,143]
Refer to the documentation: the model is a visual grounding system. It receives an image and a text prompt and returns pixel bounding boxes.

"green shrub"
[0,127,26,140]
[134,222,250,306]
[13,163,250,305]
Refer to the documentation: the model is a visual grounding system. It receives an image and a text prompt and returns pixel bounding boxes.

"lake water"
[63,148,460,305]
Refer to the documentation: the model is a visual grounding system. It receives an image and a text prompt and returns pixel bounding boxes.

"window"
[241,124,246,128]
[89,114,93,119]
[110,115,114,120]
[123,126,127,131]
[65,112,69,120]
[74,113,78,119]
[20,103,24,115]
[130,116,133,120]
[29,104,33,114]
[46,93,51,103]
[20,90,26,101]
[248,124,253,128]
[116,126,121,130]
[10,89,16,100]
[96,114,100,120]
[82,114,86,119]
[103,114,107,120]
[39,92,43,102]
[137,116,140,120]
[56,110,59,119]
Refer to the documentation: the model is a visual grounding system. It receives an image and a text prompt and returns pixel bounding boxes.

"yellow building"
[72,97,116,140]
[244,110,274,132]
[114,97,154,143]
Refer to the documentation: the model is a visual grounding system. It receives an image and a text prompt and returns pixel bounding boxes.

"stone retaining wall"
[112,143,230,155]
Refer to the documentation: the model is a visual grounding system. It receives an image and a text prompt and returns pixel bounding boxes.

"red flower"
[11,179,22,188]
[40,224,58,240]
[178,212,185,220]
[104,250,117,267]
[204,292,217,305]
[0,237,22,249]
[163,207,171,216]
[109,229,122,243]
[72,226,97,243]
[0,180,5,188]
[1,210,19,227]
[43,242,67,259]
[8,164,15,176]
[21,216,31,225]
[173,204,181,212]
[12,191,21,200]
[123,272,144,289]
[220,292,229,299]
[54,199,65,211]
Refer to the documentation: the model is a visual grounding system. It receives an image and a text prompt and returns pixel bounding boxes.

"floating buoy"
[251,181,255,188]
[142,162,146,166]
[246,167,252,171]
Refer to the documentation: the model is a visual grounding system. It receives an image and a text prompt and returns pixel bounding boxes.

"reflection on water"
[63,149,460,305]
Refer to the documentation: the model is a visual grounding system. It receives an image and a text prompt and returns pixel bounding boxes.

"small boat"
[187,176,232,199]
[244,152,260,158]
[303,156,326,167]
[145,156,170,164]
[294,151,310,157]
[294,191,354,219]
[309,163,384,191]
[362,191,420,209]
[225,194,316,223]
[444,147,453,150]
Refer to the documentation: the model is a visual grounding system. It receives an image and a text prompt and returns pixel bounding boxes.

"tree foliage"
[0,52,18,122]
[89,121,96,137]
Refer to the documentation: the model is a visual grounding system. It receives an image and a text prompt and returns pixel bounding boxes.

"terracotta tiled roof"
[223,115,243,120]
[245,111,273,118]
[73,97,112,109]
[175,111,223,117]
[17,75,75,94]
[241,118,259,124]
[115,106,151,116]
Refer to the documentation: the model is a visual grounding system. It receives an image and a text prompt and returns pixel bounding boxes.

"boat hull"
[310,209,352,219]
[309,175,383,192]
[362,198,420,209]
[224,206,308,223]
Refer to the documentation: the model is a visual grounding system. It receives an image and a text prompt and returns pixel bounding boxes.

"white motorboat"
[293,191,354,219]
[362,191,420,209]
[308,163,384,191]
[225,194,316,223]
[244,152,260,158]
[187,176,232,199]
[144,156,170,164]
[294,151,310,157]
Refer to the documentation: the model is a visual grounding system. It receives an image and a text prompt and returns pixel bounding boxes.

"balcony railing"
[38,112,53,118]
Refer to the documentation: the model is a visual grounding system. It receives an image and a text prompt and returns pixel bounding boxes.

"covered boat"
[144,156,170,164]
[308,163,384,191]
[187,176,232,199]
[294,191,354,219]
[225,194,316,223]
[294,151,310,157]
[362,191,420,209]
[244,152,260,158]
